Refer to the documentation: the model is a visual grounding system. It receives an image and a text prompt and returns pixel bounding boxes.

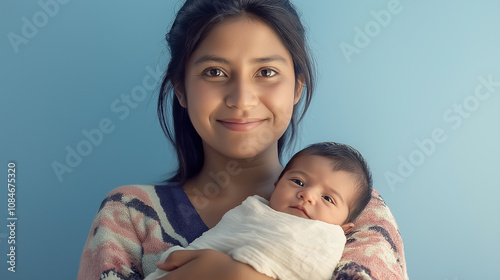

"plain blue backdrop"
[1,0,499,279]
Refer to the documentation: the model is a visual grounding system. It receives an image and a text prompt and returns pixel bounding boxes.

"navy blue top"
[155,182,209,244]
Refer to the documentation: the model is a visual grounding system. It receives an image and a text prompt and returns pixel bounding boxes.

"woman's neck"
[184,143,283,208]
[182,143,283,228]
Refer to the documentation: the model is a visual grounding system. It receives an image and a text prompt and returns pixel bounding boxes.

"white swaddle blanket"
[145,195,346,280]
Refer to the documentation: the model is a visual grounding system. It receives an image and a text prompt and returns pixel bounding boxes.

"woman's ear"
[174,83,187,108]
[341,223,354,234]
[294,74,305,105]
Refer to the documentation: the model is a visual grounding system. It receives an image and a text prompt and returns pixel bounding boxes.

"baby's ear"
[341,223,354,234]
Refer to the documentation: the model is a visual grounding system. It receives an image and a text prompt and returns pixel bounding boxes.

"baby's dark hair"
[278,142,372,224]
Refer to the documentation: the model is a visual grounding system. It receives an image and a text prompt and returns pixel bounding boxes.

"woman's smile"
[217,118,266,131]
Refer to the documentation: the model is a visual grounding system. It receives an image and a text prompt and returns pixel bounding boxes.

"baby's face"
[269,154,357,226]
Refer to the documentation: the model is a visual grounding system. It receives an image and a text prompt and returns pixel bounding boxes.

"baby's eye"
[256,68,277,77]
[323,195,335,204]
[291,179,304,187]
[204,68,226,77]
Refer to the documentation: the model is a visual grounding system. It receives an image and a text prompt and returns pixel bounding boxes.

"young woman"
[78,0,408,279]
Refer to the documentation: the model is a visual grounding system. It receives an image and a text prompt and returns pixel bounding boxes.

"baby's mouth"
[290,205,310,219]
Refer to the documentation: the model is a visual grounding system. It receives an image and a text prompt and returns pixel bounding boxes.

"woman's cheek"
[264,83,296,123]
[273,98,296,133]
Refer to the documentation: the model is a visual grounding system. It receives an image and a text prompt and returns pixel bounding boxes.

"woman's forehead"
[188,16,292,64]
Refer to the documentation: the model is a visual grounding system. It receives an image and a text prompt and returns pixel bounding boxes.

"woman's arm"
[332,189,409,280]
[157,249,274,280]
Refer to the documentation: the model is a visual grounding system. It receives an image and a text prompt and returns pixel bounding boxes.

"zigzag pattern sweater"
[77,183,409,280]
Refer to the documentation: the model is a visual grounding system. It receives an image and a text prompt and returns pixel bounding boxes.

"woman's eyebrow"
[193,55,229,65]
[193,54,288,65]
[251,54,288,65]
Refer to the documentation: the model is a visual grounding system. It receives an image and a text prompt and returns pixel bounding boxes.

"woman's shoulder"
[107,184,155,196]
[95,183,184,220]
[98,182,208,244]
[102,183,180,205]
[107,183,180,197]
[79,183,183,280]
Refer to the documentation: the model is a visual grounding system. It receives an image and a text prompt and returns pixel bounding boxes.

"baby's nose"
[298,188,317,204]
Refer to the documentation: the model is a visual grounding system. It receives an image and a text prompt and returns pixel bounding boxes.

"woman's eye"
[257,69,277,77]
[323,196,335,204]
[291,179,304,187]
[204,68,226,77]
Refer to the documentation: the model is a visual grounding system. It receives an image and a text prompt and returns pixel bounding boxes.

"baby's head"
[269,142,372,233]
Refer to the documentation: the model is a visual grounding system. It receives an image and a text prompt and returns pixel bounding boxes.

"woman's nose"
[225,76,258,110]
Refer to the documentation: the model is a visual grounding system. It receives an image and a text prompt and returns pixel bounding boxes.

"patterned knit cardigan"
[78,184,409,280]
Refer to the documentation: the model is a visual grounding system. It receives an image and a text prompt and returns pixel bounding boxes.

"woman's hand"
[156,249,273,280]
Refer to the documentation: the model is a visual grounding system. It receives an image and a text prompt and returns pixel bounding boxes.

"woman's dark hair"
[278,142,373,224]
[158,0,315,184]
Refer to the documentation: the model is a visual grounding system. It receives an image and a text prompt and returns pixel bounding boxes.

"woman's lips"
[217,119,265,131]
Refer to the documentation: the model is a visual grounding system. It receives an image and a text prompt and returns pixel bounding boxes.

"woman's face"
[181,16,302,160]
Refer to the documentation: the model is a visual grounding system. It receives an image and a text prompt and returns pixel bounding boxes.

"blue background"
[1,0,499,279]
